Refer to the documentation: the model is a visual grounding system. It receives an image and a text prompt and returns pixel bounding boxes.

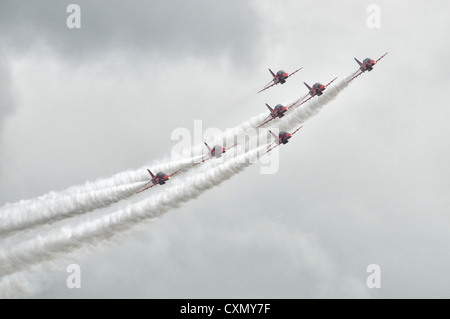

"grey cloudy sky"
[0,0,449,298]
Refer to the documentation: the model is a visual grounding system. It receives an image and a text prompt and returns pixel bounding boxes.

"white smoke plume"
[0,105,274,232]
[0,156,199,212]
[277,76,352,131]
[0,145,266,278]
[0,182,142,237]
[0,71,356,297]
[0,156,203,237]
[0,99,273,234]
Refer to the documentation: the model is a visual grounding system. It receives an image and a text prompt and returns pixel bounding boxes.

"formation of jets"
[137,53,387,193]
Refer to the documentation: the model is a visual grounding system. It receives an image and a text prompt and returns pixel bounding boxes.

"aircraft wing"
[325,77,338,88]
[264,142,280,155]
[136,182,158,194]
[287,67,303,78]
[294,95,314,109]
[168,169,182,177]
[256,115,276,128]
[192,155,213,167]
[291,125,303,136]
[288,93,311,110]
[346,69,363,83]
[375,52,388,64]
[225,143,238,151]
[257,81,277,94]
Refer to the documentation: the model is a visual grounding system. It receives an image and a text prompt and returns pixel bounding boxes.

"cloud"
[0,56,14,133]
[0,51,16,203]
[0,0,262,64]
[1,0,450,299]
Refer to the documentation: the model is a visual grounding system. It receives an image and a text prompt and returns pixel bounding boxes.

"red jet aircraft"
[347,52,388,83]
[265,125,303,154]
[193,142,237,166]
[136,168,181,193]
[304,78,338,97]
[290,77,338,110]
[256,103,288,128]
[256,96,307,128]
[257,67,303,93]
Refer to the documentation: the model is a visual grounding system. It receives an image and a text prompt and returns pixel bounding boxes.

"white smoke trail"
[0,72,355,292]
[0,155,199,212]
[0,156,205,234]
[277,76,352,131]
[0,104,273,230]
[0,107,271,233]
[0,182,142,237]
[0,265,53,298]
[0,72,354,252]
[220,74,352,148]
[0,70,354,213]
[0,145,266,278]
[0,75,306,217]
[0,154,209,236]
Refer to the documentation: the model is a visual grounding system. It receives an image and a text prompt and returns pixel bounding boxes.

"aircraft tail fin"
[354,58,362,66]
[269,69,276,78]
[303,82,312,90]
[147,169,155,179]
[268,130,278,140]
[204,142,212,152]
[265,103,274,112]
